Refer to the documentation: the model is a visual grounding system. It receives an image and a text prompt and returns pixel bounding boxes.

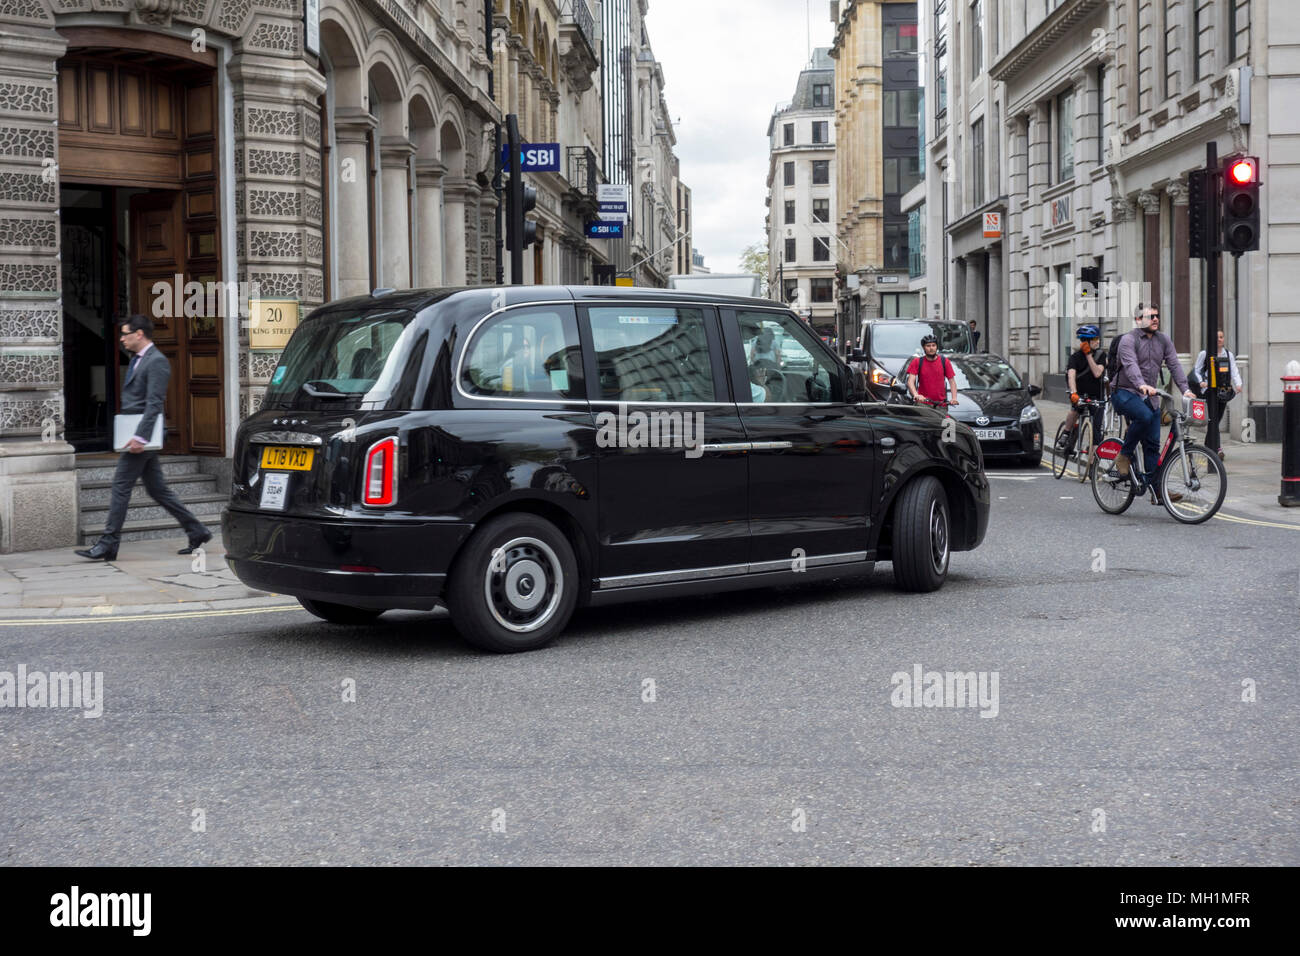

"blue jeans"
[1112,388,1160,483]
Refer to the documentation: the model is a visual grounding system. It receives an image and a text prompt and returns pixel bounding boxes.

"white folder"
[113,414,164,451]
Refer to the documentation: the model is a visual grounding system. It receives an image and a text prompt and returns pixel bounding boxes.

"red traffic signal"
[1228,159,1256,185]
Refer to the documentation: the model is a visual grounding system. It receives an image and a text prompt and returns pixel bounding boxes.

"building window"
[908,204,926,279]
[812,121,829,144]
[971,118,985,207]
[783,279,799,303]
[1230,0,1248,61]
[934,0,949,124]
[784,200,796,225]
[783,161,795,187]
[785,238,797,262]
[812,84,832,108]
[813,237,831,261]
[883,22,918,55]
[812,198,829,223]
[812,160,830,184]
[810,278,834,302]
[970,0,984,78]
[884,221,908,271]
[783,123,794,146]
[1193,4,1214,82]
[1055,88,1075,184]
[885,156,922,196]
[884,89,921,128]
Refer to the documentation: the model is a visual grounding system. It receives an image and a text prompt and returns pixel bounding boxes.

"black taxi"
[223,286,989,652]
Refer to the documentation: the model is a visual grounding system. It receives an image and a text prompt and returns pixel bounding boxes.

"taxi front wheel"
[891,476,950,593]
[447,513,579,653]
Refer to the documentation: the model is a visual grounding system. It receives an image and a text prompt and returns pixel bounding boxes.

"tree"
[739,241,770,296]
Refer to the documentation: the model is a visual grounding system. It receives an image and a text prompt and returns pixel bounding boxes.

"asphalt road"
[2,468,1297,866]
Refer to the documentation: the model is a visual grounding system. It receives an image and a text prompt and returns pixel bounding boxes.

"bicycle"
[1090,392,1226,523]
[1050,396,1106,482]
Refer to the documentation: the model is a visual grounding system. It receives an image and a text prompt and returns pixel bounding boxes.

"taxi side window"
[738,310,841,404]
[587,306,716,403]
[461,307,583,400]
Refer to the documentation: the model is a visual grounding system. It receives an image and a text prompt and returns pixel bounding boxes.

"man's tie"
[126,353,141,384]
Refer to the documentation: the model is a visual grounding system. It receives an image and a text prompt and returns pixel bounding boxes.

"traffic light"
[1187,168,1212,259]
[1221,155,1260,255]
[520,182,538,250]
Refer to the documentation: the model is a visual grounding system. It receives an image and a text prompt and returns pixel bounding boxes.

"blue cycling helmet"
[1076,324,1100,340]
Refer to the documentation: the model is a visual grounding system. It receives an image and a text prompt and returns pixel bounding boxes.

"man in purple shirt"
[1112,305,1196,502]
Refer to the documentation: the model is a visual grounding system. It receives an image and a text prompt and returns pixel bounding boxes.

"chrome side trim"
[597,551,870,589]
[747,551,869,574]
[599,563,749,589]
[749,441,793,451]
[249,431,324,445]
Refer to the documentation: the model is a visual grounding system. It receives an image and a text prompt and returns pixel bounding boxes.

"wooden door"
[130,191,187,453]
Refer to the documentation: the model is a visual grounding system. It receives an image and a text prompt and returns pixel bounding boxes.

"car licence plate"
[259,472,290,511]
[973,428,1006,441]
[260,445,314,471]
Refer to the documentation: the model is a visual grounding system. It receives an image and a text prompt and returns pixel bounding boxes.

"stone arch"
[512,0,529,44]
[365,54,406,139]
[320,16,363,110]
[409,92,443,287]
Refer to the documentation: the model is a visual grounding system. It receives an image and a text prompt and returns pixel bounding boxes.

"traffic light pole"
[1205,142,1220,433]
[507,113,523,285]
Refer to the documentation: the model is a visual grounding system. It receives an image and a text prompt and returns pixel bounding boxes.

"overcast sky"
[645,0,836,273]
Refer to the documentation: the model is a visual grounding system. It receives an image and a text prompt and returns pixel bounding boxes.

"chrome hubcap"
[930,500,949,574]
[484,537,562,633]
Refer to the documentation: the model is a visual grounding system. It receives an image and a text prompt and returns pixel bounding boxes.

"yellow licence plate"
[260,446,314,471]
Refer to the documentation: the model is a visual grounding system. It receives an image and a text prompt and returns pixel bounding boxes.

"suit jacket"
[121,344,169,444]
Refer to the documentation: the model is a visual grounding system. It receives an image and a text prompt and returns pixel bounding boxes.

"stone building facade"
[0,0,500,551]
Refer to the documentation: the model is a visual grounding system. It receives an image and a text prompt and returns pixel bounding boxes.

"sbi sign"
[501,142,561,172]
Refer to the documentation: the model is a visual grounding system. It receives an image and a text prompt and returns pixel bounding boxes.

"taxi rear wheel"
[298,598,384,625]
[447,513,579,653]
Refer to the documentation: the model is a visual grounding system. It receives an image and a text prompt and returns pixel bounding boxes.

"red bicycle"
[1090,393,1226,523]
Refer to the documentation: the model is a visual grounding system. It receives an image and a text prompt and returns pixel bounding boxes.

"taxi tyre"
[298,597,384,625]
[891,476,950,593]
[447,512,579,653]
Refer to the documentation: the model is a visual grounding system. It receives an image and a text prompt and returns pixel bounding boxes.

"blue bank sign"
[585,220,624,239]
[501,142,561,172]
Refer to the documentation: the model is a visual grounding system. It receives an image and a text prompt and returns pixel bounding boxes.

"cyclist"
[906,334,958,408]
[1112,305,1197,504]
[1057,324,1106,453]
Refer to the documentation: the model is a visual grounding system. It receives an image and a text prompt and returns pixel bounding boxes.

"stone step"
[77,472,219,507]
[79,511,224,545]
[80,492,227,526]
[75,455,204,483]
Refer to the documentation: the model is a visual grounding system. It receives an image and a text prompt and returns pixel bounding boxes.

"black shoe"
[75,541,118,561]
[178,529,213,555]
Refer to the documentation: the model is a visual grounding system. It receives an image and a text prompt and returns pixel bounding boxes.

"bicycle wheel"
[1160,443,1227,524]
[1073,418,1093,482]
[1051,422,1072,479]
[1091,438,1136,514]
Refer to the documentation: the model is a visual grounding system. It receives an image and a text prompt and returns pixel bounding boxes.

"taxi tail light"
[363,437,398,506]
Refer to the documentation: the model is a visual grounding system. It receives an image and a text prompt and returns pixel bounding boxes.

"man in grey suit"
[75,315,212,561]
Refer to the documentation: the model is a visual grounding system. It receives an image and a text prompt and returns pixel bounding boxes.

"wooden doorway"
[57,29,224,455]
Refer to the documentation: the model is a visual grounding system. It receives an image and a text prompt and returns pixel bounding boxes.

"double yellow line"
[0,604,302,627]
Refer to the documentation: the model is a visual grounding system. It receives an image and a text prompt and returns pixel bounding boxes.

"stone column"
[1167,180,1191,354]
[1138,190,1162,318]
[966,252,984,333]
[0,25,77,552]
[380,138,416,290]
[414,161,446,287]
[988,244,1005,356]
[953,256,968,323]
[333,109,377,299]
[442,178,473,285]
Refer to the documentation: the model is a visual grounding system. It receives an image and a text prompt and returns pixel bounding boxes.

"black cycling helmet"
[1076,324,1100,340]
[920,334,938,346]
